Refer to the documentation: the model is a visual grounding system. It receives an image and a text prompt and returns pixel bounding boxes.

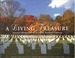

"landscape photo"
[0,0,75,58]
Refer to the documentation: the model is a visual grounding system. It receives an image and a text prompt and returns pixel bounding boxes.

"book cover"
[0,0,75,58]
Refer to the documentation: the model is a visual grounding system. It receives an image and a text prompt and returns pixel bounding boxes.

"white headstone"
[47,42,52,50]
[51,40,56,47]
[40,42,47,54]
[72,40,75,45]
[15,39,24,54]
[63,40,70,54]
[0,45,5,54]
[31,41,36,50]
[28,42,31,47]
[18,45,24,54]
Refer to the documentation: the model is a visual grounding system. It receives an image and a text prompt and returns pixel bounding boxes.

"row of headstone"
[15,39,24,54]
[0,35,10,43]
[0,35,74,55]
[66,36,75,45]
[0,39,12,54]
[20,38,37,50]
[19,37,60,54]
[18,35,61,55]
[0,38,9,43]
[66,37,72,42]
[40,38,59,54]
[48,38,60,50]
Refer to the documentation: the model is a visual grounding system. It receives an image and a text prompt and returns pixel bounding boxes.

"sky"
[0,0,75,19]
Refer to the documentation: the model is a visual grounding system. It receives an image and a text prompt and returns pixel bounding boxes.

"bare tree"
[0,0,25,17]
[0,0,25,38]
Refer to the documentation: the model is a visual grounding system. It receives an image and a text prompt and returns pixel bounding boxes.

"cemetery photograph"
[0,0,75,58]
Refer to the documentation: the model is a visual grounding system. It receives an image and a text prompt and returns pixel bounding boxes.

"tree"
[0,0,25,33]
[61,10,74,34]
[0,0,25,17]
[55,10,74,34]
[55,15,61,25]
[39,14,52,21]
[25,15,37,27]
[14,17,25,26]
[0,0,25,39]
[29,22,44,32]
